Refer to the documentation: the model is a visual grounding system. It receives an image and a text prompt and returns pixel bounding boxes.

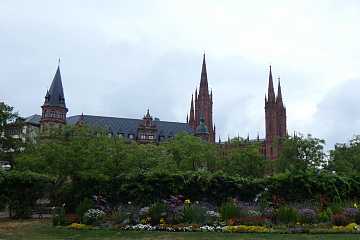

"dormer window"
[128,134,134,139]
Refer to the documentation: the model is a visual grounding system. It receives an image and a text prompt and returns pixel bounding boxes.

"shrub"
[220,201,243,225]
[275,206,298,225]
[76,198,94,223]
[83,208,105,225]
[298,208,317,224]
[318,208,332,223]
[0,171,53,219]
[332,213,349,226]
[148,202,167,225]
[52,206,66,226]
[182,203,208,225]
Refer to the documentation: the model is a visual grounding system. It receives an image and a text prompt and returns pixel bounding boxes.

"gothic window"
[140,134,146,139]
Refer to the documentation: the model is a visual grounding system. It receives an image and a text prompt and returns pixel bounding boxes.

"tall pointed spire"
[189,94,195,128]
[276,77,283,104]
[267,65,275,103]
[199,53,208,93]
[44,65,66,108]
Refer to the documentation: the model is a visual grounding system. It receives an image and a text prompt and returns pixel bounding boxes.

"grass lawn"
[0,219,360,240]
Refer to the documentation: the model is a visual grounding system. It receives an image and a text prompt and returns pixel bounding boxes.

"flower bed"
[53,194,360,234]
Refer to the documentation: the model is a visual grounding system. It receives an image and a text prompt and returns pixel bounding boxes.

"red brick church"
[35,54,287,160]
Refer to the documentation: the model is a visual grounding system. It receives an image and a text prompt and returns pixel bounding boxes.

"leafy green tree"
[223,143,266,177]
[276,134,326,173]
[164,133,218,172]
[0,102,22,162]
[328,135,360,175]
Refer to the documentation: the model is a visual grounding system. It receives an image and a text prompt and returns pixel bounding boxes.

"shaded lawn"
[0,219,360,240]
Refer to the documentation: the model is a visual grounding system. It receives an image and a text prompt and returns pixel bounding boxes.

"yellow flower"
[184,199,191,204]
[354,203,358,208]
[160,218,165,225]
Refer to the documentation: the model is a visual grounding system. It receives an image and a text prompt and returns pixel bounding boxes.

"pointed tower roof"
[199,53,209,94]
[189,94,195,125]
[44,65,66,108]
[276,77,283,104]
[267,65,275,103]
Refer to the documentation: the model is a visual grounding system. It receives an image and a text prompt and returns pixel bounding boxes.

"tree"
[164,133,218,172]
[0,102,22,163]
[276,134,326,173]
[328,135,360,175]
[223,143,266,177]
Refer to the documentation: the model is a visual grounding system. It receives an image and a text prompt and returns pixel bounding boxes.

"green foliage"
[276,134,326,173]
[275,206,298,225]
[0,170,53,218]
[318,208,332,223]
[76,198,94,223]
[328,136,360,175]
[219,201,243,224]
[164,133,218,171]
[224,144,266,177]
[0,102,22,162]
[52,206,66,226]
[182,203,208,224]
[148,202,167,225]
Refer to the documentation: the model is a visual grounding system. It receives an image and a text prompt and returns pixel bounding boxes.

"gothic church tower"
[40,64,68,132]
[265,66,287,160]
[188,54,215,143]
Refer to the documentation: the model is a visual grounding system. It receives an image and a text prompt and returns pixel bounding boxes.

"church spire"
[189,94,195,128]
[276,77,283,104]
[199,53,208,94]
[267,65,275,103]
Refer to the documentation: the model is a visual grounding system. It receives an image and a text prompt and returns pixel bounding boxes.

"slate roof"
[43,66,66,108]
[67,115,193,140]
[24,114,41,126]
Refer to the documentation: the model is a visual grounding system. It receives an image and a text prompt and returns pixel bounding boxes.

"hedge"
[2,170,360,216]
[0,170,54,218]
[63,171,360,208]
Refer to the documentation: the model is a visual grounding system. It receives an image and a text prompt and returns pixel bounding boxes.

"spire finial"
[58,58,61,66]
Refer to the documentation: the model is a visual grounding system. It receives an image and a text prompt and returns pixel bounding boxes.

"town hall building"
[18,54,287,160]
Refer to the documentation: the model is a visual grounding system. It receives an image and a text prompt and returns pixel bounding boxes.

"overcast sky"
[1,0,360,150]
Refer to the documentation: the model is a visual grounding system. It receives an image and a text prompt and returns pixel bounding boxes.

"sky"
[1,0,360,151]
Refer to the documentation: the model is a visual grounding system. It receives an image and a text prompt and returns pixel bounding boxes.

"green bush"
[219,201,243,224]
[318,208,332,223]
[0,170,53,219]
[275,206,298,225]
[182,203,208,224]
[52,206,66,226]
[148,202,167,225]
[76,198,94,223]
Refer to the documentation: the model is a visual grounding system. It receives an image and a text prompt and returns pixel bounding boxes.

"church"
[19,54,287,160]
